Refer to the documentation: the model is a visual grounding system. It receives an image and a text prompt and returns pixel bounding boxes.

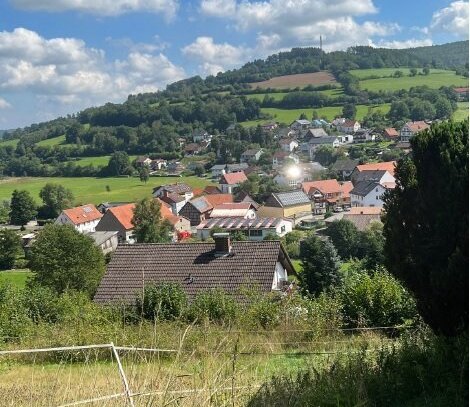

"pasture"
[35,135,67,146]
[454,102,469,121]
[0,176,214,205]
[250,71,337,89]
[241,104,390,127]
[244,87,344,101]
[73,155,139,167]
[351,68,468,92]
[0,270,33,289]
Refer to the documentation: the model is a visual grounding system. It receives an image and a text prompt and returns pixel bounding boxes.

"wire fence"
[0,326,408,406]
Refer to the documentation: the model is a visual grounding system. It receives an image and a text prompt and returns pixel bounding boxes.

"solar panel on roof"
[84,206,92,213]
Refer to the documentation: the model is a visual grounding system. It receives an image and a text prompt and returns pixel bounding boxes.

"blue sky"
[0,0,468,129]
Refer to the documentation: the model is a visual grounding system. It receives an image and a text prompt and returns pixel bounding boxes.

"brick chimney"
[213,232,231,256]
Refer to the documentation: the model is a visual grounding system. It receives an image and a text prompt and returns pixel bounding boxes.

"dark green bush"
[136,283,188,321]
[186,288,238,324]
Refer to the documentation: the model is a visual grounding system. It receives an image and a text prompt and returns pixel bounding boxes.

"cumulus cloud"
[0,98,11,109]
[373,38,434,49]
[10,0,179,19]
[0,27,185,118]
[430,1,469,38]
[182,36,250,75]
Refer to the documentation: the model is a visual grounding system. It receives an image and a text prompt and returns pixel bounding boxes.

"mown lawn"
[241,104,390,127]
[453,102,469,122]
[0,270,33,289]
[0,176,214,205]
[351,68,468,92]
[244,87,344,101]
[73,155,139,167]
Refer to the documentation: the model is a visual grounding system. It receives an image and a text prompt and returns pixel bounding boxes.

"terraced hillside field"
[250,71,337,89]
[351,68,468,91]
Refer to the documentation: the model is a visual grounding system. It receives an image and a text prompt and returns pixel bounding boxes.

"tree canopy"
[9,190,37,226]
[131,197,172,243]
[382,120,469,336]
[29,224,105,297]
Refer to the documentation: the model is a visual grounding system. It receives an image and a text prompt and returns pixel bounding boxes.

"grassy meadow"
[351,68,468,92]
[241,104,390,127]
[0,176,214,205]
[0,138,19,147]
[454,102,469,121]
[35,135,67,146]
[73,155,139,167]
[0,270,33,289]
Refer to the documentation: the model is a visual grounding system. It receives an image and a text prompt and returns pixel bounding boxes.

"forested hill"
[167,40,469,89]
[0,40,468,175]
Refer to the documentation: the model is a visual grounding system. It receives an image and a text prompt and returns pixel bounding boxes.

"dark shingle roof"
[331,158,359,172]
[309,136,338,145]
[354,170,387,183]
[154,183,192,195]
[350,181,383,197]
[94,241,294,304]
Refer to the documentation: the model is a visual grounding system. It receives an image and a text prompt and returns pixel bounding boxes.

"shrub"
[136,283,188,321]
[339,267,418,328]
[22,285,62,323]
[186,289,238,324]
[0,282,32,341]
[246,296,281,329]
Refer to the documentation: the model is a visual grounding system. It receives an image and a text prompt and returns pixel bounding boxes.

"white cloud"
[182,36,249,75]
[195,0,402,62]
[10,0,179,19]
[0,98,11,109]
[0,27,185,119]
[430,1,469,38]
[373,38,434,49]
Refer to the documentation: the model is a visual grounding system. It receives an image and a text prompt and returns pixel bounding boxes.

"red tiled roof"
[220,172,248,185]
[454,87,469,93]
[384,128,398,137]
[62,204,102,225]
[203,185,222,194]
[349,206,383,215]
[404,121,430,133]
[204,194,234,206]
[108,203,135,230]
[356,161,396,175]
[339,181,353,198]
[192,188,204,197]
[157,199,183,226]
[343,120,358,127]
[302,179,341,195]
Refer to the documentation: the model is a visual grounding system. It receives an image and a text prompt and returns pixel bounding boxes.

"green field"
[0,270,33,289]
[351,68,468,92]
[453,102,469,121]
[0,176,214,205]
[0,138,19,147]
[73,155,139,167]
[36,135,67,146]
[244,87,344,101]
[241,104,390,127]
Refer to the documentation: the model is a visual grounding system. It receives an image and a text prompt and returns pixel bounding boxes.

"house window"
[249,229,263,237]
[281,225,286,233]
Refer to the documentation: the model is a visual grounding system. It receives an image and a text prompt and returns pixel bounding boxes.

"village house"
[353,169,395,187]
[338,135,354,144]
[158,199,192,240]
[261,122,278,131]
[209,202,257,219]
[159,192,186,215]
[219,172,248,194]
[399,121,430,142]
[350,181,389,208]
[197,217,293,241]
[87,231,119,254]
[234,191,261,210]
[305,128,328,139]
[453,87,469,101]
[151,158,167,171]
[192,130,211,143]
[240,148,263,163]
[94,233,296,305]
[97,202,133,213]
[272,151,299,169]
[135,156,152,167]
[302,179,353,214]
[210,164,227,178]
[184,143,204,156]
[153,183,194,202]
[95,203,136,243]
[290,119,311,131]
[311,119,329,128]
[258,190,312,222]
[331,118,346,127]
[351,161,396,183]
[353,129,376,143]
[383,128,399,140]
[330,158,359,180]
[55,204,102,234]
[325,207,382,231]
[337,119,361,134]
[305,137,340,159]
[226,163,249,173]
[178,194,234,226]
[279,138,299,152]
[166,161,185,175]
